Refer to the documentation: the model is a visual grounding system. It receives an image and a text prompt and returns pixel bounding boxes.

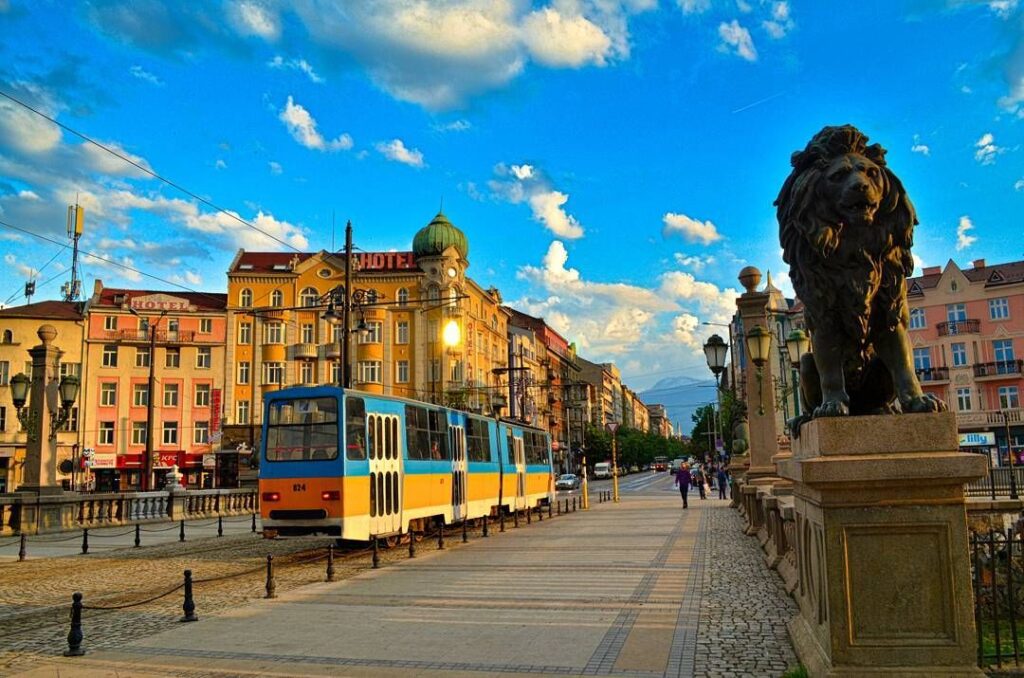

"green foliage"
[582,424,687,470]
[781,666,808,678]
[688,389,744,461]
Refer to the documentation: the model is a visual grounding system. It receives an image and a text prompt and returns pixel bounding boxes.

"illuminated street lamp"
[702,333,729,460]
[744,325,772,416]
[785,328,810,369]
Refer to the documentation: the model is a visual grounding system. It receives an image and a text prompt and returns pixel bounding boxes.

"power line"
[3,244,69,305]
[0,88,302,254]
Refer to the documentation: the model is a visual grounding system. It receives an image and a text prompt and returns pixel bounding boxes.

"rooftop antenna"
[61,200,84,302]
[24,280,35,304]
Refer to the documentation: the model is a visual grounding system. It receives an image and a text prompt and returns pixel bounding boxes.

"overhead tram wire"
[3,244,69,305]
[0,88,302,254]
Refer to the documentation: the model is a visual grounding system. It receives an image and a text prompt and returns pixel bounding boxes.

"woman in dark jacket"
[675,464,692,508]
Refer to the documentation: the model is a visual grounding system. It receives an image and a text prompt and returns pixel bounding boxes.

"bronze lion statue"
[776,125,945,431]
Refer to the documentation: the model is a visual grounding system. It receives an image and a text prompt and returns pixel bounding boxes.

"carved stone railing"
[0,488,258,536]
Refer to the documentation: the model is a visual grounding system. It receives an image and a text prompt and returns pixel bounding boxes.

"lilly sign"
[959,432,995,447]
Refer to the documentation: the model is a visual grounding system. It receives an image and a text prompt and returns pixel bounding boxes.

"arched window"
[397,287,409,307]
[271,290,284,308]
[300,287,319,307]
[491,314,498,331]
[427,285,440,302]
[239,289,253,308]
[448,287,459,307]
[1,329,12,343]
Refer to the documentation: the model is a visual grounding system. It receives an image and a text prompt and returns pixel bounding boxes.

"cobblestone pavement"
[693,504,799,678]
[7,478,801,678]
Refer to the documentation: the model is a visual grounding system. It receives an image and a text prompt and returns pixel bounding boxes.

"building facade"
[0,301,86,492]
[222,212,510,453]
[907,258,1024,463]
[82,283,229,490]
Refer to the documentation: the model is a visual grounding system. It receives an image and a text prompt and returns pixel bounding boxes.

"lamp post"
[10,325,80,493]
[744,325,772,416]
[784,328,810,418]
[607,421,620,503]
[491,393,507,521]
[1004,410,1019,500]
[703,333,729,460]
[129,307,168,492]
[702,321,736,395]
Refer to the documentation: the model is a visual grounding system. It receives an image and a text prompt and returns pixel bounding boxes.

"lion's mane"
[775,125,917,368]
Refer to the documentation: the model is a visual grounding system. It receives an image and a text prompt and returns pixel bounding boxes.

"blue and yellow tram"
[259,385,555,541]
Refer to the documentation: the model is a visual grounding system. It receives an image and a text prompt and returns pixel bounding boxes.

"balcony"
[291,343,318,360]
[321,343,341,360]
[107,329,197,344]
[915,366,949,383]
[936,319,980,336]
[973,360,1024,379]
[957,408,1023,428]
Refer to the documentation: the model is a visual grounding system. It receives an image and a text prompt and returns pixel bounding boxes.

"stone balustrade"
[0,487,258,535]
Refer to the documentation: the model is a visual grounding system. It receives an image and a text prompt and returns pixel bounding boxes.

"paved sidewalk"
[16,477,800,678]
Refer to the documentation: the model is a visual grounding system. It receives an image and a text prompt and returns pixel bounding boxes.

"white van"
[592,462,612,479]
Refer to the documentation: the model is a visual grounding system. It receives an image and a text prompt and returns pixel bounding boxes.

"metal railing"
[915,366,950,382]
[937,319,981,336]
[966,466,1024,499]
[972,530,1024,669]
[104,329,200,343]
[975,360,1024,378]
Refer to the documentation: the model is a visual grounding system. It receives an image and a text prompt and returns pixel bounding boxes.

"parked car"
[555,473,580,490]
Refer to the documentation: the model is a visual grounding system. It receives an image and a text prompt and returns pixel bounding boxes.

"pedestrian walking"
[675,463,691,509]
[694,465,707,500]
[716,466,729,500]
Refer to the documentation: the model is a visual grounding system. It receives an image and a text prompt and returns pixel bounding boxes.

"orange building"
[82,282,228,490]
[222,212,510,451]
[907,258,1024,463]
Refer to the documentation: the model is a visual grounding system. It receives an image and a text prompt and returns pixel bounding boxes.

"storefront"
[959,431,998,467]
[90,451,205,492]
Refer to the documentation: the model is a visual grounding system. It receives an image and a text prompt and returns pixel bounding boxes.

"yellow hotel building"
[223,212,510,450]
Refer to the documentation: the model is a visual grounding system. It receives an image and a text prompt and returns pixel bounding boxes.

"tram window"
[266,397,338,462]
[428,410,450,460]
[405,406,430,460]
[369,472,377,517]
[390,418,398,460]
[375,416,384,460]
[507,431,515,465]
[466,417,491,462]
[346,397,367,460]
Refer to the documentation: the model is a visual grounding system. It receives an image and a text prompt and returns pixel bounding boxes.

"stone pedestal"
[778,413,987,677]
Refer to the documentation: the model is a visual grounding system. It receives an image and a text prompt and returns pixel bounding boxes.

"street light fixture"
[703,334,728,378]
[744,325,772,416]
[785,329,810,369]
[10,371,79,442]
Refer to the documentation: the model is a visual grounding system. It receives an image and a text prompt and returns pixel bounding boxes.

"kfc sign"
[130,294,193,312]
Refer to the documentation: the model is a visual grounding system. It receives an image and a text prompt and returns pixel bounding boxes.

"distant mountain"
[639,375,717,435]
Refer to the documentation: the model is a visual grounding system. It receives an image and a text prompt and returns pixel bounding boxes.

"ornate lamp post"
[703,333,729,459]
[784,328,810,418]
[11,325,80,494]
[744,325,772,416]
[491,392,507,520]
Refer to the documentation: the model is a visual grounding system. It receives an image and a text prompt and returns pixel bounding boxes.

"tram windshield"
[266,397,339,462]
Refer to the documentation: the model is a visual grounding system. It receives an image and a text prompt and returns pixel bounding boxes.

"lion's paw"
[903,393,948,414]
[814,399,849,418]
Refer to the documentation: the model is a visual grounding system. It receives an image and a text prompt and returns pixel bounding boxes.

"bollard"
[64,592,85,656]
[527,506,532,524]
[217,515,223,538]
[537,505,543,522]
[557,501,561,516]
[179,519,186,542]
[438,523,445,550]
[500,510,506,532]
[265,555,277,598]
[462,520,468,543]
[372,536,380,569]
[548,502,553,519]
[326,544,336,582]
[81,529,89,555]
[483,514,489,538]
[514,509,519,528]
[251,513,257,533]
[134,524,141,548]
[18,533,26,562]
[409,533,416,559]
[180,569,198,622]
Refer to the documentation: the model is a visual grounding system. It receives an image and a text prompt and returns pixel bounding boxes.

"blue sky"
[0,0,1022,390]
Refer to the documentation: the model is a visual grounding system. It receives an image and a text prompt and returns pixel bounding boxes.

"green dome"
[412,212,469,259]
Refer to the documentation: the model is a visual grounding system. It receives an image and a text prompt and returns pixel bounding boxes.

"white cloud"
[989,1,1019,18]
[678,0,711,13]
[434,119,472,132]
[911,134,930,156]
[214,159,227,170]
[956,215,977,251]
[1015,178,1024,191]
[490,163,584,239]
[718,20,757,61]
[278,96,353,152]
[17,190,40,201]
[4,253,40,280]
[267,55,325,83]
[912,253,925,277]
[269,161,283,175]
[662,212,723,245]
[762,1,794,38]
[520,8,613,67]
[673,252,716,272]
[229,0,280,40]
[129,65,163,85]
[374,138,426,167]
[974,132,1003,164]
[0,85,62,154]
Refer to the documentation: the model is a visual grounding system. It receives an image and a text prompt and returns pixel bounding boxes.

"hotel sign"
[129,294,193,312]
[354,252,418,272]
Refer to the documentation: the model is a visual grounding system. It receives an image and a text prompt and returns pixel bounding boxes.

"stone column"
[778,412,986,676]
[736,266,780,482]
[18,324,64,493]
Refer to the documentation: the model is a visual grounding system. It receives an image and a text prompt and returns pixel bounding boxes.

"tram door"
[368,414,402,536]
[513,435,526,510]
[449,425,467,522]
